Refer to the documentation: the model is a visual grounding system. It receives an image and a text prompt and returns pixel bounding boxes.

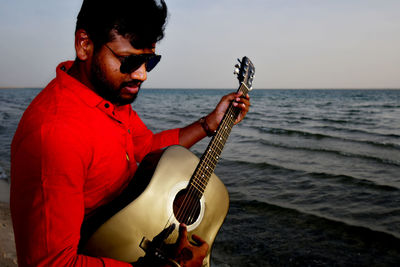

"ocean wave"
[248,138,400,167]
[229,197,400,240]
[0,165,8,180]
[1,112,11,121]
[252,126,400,149]
[318,117,351,124]
[308,172,400,191]
[313,124,400,139]
[352,104,400,109]
[220,158,400,191]
[0,102,29,112]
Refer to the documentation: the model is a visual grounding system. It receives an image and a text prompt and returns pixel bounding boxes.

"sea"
[1,88,400,266]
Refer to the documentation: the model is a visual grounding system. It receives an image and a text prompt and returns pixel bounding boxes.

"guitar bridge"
[139,237,151,252]
[139,237,176,265]
[138,224,178,265]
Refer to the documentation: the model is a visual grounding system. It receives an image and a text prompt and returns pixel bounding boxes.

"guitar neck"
[189,83,250,196]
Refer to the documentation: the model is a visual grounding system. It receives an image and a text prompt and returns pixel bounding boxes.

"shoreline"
[0,179,17,266]
[0,201,17,266]
[0,179,10,203]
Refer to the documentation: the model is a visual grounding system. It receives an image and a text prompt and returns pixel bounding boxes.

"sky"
[0,0,399,89]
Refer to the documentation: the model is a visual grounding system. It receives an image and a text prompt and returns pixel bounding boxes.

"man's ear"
[75,29,93,61]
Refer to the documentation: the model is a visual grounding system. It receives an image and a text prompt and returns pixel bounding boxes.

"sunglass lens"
[120,56,142,74]
[120,54,161,74]
[145,55,161,72]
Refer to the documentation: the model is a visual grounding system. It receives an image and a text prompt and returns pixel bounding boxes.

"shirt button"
[104,103,110,108]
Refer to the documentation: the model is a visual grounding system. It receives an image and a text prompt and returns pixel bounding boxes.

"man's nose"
[130,64,147,81]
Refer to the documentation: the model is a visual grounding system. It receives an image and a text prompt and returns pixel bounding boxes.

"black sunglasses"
[104,44,161,74]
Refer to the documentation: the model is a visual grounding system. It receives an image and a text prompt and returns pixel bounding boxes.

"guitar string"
[177,84,248,223]
[181,120,234,224]
[173,104,236,225]
[175,84,249,225]
[181,100,240,224]
[177,99,238,218]
[192,93,241,190]
[152,76,252,255]
[157,83,249,250]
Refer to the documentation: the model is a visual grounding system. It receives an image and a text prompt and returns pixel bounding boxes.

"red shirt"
[10,61,180,266]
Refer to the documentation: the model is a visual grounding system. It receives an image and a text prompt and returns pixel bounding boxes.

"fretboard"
[189,83,250,197]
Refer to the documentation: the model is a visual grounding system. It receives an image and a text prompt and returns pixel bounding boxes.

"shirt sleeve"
[10,122,132,267]
[130,112,180,163]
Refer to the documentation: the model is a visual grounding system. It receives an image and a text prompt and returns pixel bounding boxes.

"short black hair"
[76,0,168,49]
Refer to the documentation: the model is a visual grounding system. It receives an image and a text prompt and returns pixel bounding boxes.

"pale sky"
[0,0,399,89]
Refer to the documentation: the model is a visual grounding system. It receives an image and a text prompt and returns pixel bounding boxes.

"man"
[10,0,250,266]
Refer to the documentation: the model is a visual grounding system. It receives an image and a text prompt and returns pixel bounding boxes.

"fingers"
[208,91,251,131]
[191,234,205,244]
[179,223,188,240]
[172,224,209,267]
[191,234,209,251]
[231,92,250,124]
[179,224,208,250]
[233,94,250,109]
[175,223,189,250]
[221,92,250,111]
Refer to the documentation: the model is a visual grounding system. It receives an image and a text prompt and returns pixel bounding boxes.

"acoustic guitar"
[80,57,255,266]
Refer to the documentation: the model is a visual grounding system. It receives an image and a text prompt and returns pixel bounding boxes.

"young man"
[10,0,250,266]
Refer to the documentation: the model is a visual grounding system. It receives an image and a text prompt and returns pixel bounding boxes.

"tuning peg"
[233,64,240,75]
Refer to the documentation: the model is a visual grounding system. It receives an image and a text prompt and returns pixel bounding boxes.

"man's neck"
[67,60,95,92]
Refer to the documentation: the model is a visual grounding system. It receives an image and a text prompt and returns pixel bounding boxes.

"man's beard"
[90,55,141,106]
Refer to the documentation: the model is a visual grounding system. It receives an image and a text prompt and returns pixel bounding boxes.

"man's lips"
[121,81,141,94]
[122,86,139,94]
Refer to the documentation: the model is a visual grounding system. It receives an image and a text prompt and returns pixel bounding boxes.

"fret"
[188,82,250,196]
[191,175,206,188]
[190,178,206,194]
[187,57,254,198]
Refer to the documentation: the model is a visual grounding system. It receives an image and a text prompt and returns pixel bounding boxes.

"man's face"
[89,34,156,105]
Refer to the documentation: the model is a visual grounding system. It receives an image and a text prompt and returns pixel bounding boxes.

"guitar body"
[82,145,229,265]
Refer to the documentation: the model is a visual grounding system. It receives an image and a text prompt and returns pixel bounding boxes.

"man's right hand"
[170,224,209,267]
[133,224,208,267]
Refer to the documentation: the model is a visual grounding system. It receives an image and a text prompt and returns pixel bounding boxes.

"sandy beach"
[0,180,17,266]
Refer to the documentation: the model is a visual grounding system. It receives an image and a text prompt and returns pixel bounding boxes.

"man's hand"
[206,91,251,132]
[170,224,209,267]
[133,224,208,267]
[178,91,251,148]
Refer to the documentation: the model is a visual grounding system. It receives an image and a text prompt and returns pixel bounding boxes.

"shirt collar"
[56,61,133,122]
[56,61,108,108]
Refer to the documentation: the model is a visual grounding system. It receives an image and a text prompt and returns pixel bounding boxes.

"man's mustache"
[121,80,142,88]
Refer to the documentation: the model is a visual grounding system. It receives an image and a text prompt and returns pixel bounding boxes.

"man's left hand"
[206,91,251,131]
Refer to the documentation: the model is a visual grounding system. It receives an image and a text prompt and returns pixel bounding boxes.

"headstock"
[234,56,255,90]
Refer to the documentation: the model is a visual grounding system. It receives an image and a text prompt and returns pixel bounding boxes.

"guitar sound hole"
[173,189,201,226]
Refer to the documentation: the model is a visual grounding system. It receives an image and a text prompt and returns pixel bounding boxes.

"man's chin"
[116,92,139,106]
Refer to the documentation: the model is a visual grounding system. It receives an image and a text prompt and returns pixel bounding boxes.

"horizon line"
[1,87,400,90]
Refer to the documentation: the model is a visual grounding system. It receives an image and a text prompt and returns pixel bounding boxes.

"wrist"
[199,116,216,137]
